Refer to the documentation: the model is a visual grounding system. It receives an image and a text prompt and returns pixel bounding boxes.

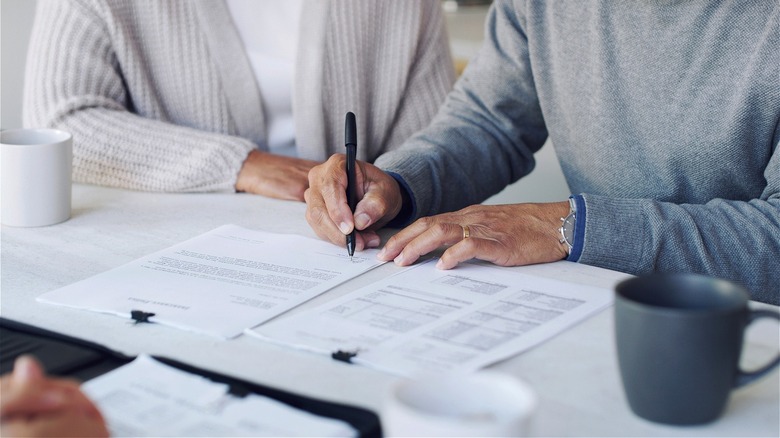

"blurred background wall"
[1,0,36,131]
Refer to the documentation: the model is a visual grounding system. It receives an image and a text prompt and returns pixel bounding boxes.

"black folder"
[0,318,381,437]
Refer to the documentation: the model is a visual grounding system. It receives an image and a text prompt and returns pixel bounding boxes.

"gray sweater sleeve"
[376,1,547,213]
[580,189,780,305]
[23,0,255,192]
[376,1,780,304]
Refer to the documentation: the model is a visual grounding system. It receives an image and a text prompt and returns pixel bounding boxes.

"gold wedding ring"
[462,225,470,240]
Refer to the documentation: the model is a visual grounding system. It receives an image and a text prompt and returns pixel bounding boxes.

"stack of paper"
[83,355,355,437]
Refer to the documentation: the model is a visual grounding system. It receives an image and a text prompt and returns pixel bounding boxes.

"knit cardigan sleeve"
[23,0,256,192]
[24,0,455,192]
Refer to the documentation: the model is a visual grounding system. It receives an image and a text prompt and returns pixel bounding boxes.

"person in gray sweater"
[305,1,779,305]
[23,0,454,201]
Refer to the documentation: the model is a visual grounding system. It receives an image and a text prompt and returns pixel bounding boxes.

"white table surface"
[2,184,778,437]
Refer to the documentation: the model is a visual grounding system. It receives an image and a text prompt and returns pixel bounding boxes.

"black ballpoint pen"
[345,112,357,260]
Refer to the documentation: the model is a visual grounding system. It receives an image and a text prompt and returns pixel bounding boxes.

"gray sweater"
[376,0,780,304]
[23,0,455,192]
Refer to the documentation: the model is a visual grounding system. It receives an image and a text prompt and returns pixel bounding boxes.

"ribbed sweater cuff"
[385,171,417,228]
[577,194,646,273]
[567,194,586,262]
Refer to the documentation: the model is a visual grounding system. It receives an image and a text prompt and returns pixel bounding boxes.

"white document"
[38,225,384,338]
[247,259,613,375]
[82,355,355,437]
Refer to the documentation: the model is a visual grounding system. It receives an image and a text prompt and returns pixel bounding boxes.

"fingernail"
[14,356,41,383]
[377,248,387,259]
[355,213,371,230]
[394,253,405,265]
[436,259,444,269]
[339,222,351,234]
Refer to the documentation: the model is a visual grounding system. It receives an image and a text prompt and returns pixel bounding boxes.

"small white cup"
[383,372,537,437]
[1,128,73,227]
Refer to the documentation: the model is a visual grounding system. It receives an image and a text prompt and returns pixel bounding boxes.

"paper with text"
[82,355,355,437]
[38,225,384,338]
[247,259,613,375]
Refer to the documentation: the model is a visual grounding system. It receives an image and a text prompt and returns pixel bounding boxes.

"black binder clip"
[331,349,358,364]
[130,310,156,324]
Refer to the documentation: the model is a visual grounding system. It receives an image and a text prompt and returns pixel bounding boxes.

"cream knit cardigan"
[23,0,455,192]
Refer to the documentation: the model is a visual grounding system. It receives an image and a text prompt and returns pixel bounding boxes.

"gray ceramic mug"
[614,274,779,425]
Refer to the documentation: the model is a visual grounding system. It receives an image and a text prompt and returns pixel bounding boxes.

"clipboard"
[0,318,382,437]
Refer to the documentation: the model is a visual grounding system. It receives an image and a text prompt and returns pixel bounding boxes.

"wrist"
[235,149,263,192]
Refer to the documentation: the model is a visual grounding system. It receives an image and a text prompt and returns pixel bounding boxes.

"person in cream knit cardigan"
[23,0,455,200]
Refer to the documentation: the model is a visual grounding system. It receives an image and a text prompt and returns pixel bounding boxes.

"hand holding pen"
[304,112,405,254]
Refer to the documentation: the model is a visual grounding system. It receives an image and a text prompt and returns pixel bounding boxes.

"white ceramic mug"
[382,372,537,437]
[1,128,73,227]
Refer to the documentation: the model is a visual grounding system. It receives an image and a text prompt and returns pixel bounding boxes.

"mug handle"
[735,309,780,387]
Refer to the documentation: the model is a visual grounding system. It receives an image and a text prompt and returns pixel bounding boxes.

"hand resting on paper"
[377,202,571,269]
